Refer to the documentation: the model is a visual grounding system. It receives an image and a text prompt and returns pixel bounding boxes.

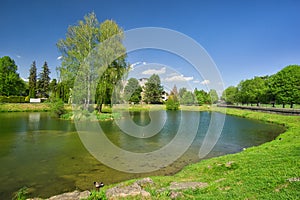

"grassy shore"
[87,107,300,199]
[0,103,51,112]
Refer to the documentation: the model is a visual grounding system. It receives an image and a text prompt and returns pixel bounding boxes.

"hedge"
[0,96,27,103]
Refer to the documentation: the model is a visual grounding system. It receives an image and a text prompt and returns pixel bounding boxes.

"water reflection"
[0,112,285,199]
[28,113,40,130]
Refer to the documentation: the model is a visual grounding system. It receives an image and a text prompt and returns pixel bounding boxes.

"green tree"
[124,78,142,104]
[194,89,209,105]
[178,87,187,99]
[237,77,269,106]
[0,56,25,96]
[57,12,100,86]
[28,61,37,98]
[49,79,57,99]
[95,20,127,111]
[208,89,219,104]
[165,85,180,110]
[269,65,300,108]
[222,86,238,104]
[57,12,101,106]
[37,61,51,98]
[181,91,195,105]
[143,74,163,104]
[57,13,127,111]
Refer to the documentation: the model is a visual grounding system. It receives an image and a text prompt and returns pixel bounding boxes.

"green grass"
[0,103,51,112]
[86,107,300,199]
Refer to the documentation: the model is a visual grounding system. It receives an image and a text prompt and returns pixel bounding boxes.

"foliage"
[222,65,300,108]
[0,96,26,103]
[180,90,195,105]
[84,190,107,200]
[56,81,71,103]
[28,61,37,98]
[165,94,180,110]
[166,85,180,110]
[269,65,300,108]
[37,61,51,98]
[13,187,28,200]
[178,87,187,99]
[0,56,26,96]
[143,74,164,104]
[194,89,209,105]
[237,76,268,105]
[95,19,127,111]
[123,78,142,104]
[208,89,219,104]
[49,79,57,98]
[57,13,128,111]
[49,98,66,117]
[222,86,238,104]
[0,103,51,112]
[57,12,100,86]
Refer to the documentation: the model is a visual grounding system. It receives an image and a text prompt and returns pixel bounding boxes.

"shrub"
[50,98,66,117]
[165,95,180,110]
[0,96,26,103]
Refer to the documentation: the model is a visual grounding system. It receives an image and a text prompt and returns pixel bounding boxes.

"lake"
[0,111,285,199]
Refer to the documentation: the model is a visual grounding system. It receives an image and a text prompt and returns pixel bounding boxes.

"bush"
[50,98,66,117]
[165,95,180,110]
[0,96,26,103]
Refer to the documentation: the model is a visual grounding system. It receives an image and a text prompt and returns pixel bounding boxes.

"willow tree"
[95,20,127,112]
[57,13,127,110]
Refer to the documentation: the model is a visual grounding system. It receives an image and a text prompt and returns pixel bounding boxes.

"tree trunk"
[272,103,275,107]
[97,103,103,113]
[290,103,293,108]
[282,103,285,108]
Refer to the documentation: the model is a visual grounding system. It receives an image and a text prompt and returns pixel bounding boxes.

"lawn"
[86,107,300,199]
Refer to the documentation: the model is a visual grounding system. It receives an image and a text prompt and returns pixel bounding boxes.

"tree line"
[0,55,59,102]
[123,74,219,108]
[222,65,300,108]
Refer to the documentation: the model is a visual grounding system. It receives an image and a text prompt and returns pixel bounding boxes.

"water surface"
[0,111,285,199]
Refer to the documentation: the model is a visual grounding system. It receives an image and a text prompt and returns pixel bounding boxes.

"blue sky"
[1,0,300,91]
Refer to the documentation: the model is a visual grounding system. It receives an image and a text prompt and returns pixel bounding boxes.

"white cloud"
[142,67,166,75]
[129,61,147,71]
[16,55,21,59]
[193,80,200,83]
[201,80,210,85]
[57,56,63,60]
[165,75,194,82]
[167,72,178,77]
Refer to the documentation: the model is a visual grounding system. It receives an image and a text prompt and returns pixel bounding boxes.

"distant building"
[138,78,148,88]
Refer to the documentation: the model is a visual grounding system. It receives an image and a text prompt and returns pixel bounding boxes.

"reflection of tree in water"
[28,113,40,130]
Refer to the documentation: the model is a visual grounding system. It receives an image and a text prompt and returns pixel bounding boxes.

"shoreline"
[23,107,300,199]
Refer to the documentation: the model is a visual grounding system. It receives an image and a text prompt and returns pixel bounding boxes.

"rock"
[49,190,90,200]
[29,190,91,200]
[106,182,150,199]
[287,177,300,182]
[169,182,208,190]
[136,177,154,187]
[225,161,235,167]
[169,191,182,199]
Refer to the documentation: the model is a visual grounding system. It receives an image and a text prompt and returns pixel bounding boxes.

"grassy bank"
[87,108,299,199]
[0,103,51,112]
